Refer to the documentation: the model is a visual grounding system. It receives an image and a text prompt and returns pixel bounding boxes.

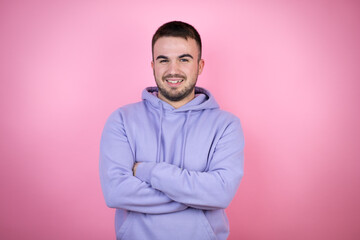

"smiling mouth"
[166,79,184,84]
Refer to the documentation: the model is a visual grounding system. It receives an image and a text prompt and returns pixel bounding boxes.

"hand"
[133,162,140,176]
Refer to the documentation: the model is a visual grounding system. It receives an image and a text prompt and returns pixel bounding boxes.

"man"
[99,21,244,240]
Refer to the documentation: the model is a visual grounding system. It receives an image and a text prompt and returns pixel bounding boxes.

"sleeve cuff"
[135,162,157,183]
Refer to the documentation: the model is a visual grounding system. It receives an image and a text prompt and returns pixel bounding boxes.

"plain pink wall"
[1,0,359,239]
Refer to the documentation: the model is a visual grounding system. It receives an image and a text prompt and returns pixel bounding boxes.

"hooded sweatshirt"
[99,87,244,240]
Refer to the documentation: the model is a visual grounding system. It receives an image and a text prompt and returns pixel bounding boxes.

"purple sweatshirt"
[99,87,244,240]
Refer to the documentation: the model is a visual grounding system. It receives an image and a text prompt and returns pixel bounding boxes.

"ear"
[198,59,205,75]
[151,61,154,70]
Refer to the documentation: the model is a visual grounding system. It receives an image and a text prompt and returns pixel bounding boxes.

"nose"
[168,61,180,74]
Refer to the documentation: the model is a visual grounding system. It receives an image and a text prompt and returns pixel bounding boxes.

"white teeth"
[167,80,183,83]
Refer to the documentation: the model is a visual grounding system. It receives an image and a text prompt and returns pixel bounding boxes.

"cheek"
[153,67,162,76]
[155,65,166,73]
[188,65,199,76]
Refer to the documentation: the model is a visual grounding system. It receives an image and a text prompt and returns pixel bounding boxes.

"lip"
[166,78,183,81]
[165,78,184,87]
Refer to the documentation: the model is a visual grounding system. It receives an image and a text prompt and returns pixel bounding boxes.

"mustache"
[162,74,186,80]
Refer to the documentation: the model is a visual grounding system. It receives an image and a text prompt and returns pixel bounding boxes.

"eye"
[159,59,169,63]
[180,58,189,62]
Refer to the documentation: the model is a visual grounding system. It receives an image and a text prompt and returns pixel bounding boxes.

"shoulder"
[105,101,146,125]
[209,108,241,125]
[109,101,145,116]
[209,109,244,139]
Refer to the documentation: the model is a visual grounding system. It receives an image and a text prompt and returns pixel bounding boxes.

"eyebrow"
[178,54,193,59]
[156,55,168,60]
[155,54,194,61]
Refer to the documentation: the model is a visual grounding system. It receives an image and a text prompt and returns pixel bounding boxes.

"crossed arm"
[99,111,244,214]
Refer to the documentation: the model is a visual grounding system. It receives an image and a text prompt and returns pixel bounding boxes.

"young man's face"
[151,37,204,107]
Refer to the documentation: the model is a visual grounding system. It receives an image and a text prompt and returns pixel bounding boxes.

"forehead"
[153,37,199,57]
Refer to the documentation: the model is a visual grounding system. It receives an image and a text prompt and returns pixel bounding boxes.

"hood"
[142,86,219,112]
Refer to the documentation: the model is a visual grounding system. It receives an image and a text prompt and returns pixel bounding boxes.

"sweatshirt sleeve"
[99,110,187,214]
[135,117,244,210]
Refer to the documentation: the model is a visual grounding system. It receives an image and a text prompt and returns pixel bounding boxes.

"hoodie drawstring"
[156,102,164,163]
[155,102,192,168]
[180,110,192,169]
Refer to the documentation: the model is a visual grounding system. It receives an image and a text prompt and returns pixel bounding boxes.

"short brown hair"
[152,21,202,61]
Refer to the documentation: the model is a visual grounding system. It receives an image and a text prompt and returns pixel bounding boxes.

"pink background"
[1,0,359,239]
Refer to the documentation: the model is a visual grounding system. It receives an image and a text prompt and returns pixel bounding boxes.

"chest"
[127,111,223,171]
